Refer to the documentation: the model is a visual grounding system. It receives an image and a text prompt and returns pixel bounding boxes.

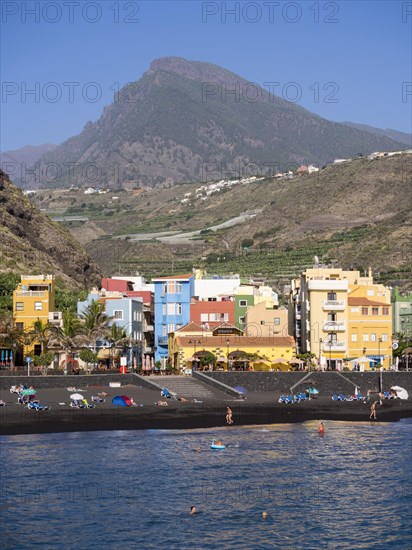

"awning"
[97,348,120,359]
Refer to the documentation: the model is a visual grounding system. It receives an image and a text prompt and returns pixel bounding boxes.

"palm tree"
[80,300,112,354]
[47,311,85,373]
[28,318,50,355]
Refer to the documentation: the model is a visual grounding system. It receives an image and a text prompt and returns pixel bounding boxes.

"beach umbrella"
[288,358,305,365]
[1,350,4,361]
[21,388,37,396]
[234,386,247,395]
[391,386,409,400]
[307,387,319,395]
[350,356,377,364]
[70,393,84,400]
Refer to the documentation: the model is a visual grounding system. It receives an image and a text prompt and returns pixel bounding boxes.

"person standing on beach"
[370,401,378,420]
[226,407,233,425]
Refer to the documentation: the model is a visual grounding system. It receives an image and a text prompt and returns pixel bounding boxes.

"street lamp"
[378,337,382,367]
[319,338,323,370]
[226,338,230,371]
[189,339,201,371]
[329,332,336,370]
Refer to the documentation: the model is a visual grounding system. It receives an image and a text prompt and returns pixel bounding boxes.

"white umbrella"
[350,356,378,363]
[70,393,84,400]
[391,386,409,400]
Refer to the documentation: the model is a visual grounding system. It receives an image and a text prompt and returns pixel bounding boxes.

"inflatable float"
[210,439,225,450]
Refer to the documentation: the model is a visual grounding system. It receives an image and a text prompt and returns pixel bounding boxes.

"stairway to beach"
[148,375,227,401]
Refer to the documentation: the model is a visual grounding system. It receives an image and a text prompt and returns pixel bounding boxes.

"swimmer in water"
[190,506,197,515]
[318,422,325,434]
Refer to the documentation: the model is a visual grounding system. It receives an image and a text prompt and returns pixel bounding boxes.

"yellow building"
[290,266,392,370]
[13,275,56,357]
[244,302,289,338]
[348,286,392,369]
[168,322,296,371]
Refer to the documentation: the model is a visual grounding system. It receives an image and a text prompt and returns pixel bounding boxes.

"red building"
[190,298,235,328]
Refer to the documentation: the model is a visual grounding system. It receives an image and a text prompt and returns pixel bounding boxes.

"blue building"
[77,291,143,368]
[152,274,194,364]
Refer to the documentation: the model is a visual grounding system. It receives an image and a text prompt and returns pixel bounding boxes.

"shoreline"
[1,398,411,436]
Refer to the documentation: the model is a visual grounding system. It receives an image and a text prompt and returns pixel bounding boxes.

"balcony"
[144,346,153,353]
[323,321,346,331]
[16,290,46,297]
[322,341,346,351]
[157,336,168,345]
[143,323,154,332]
[308,279,348,291]
[322,300,345,311]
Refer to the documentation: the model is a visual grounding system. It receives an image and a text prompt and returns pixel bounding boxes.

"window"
[200,313,208,322]
[351,334,358,342]
[363,334,369,342]
[239,316,245,324]
[162,282,167,294]
[239,300,247,307]
[113,310,123,320]
[371,333,377,342]
[16,322,24,332]
[176,303,182,315]
[167,323,175,333]
[367,290,374,296]
[362,307,368,315]
[222,313,228,321]
[327,312,336,322]
[167,303,175,315]
[381,334,388,342]
[382,307,389,316]
[34,302,43,311]
[327,292,337,301]
[167,281,182,294]
[351,307,360,313]
[372,307,379,316]
[274,317,281,325]
[16,302,24,311]
[162,304,167,316]
[162,325,167,336]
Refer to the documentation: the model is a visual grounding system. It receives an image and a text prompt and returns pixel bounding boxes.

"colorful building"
[391,287,412,337]
[169,322,295,371]
[244,302,289,338]
[291,266,392,369]
[190,297,235,327]
[13,274,56,357]
[152,273,195,364]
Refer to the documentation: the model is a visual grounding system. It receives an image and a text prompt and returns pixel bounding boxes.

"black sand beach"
[1,384,411,435]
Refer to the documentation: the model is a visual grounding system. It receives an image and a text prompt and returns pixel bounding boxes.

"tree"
[79,349,98,372]
[79,300,112,353]
[47,311,85,372]
[28,318,50,355]
[199,351,217,367]
[33,352,54,368]
[0,273,20,313]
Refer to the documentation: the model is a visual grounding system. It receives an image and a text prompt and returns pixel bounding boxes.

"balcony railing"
[16,291,46,297]
[323,321,346,331]
[322,300,345,310]
[143,324,154,332]
[322,341,346,351]
[144,346,153,353]
[158,336,168,345]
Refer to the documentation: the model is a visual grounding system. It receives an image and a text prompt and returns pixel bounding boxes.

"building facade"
[152,273,194,364]
[290,267,392,369]
[13,274,56,357]
[391,287,412,337]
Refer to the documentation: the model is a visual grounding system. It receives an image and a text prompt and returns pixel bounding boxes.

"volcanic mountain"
[0,170,101,288]
[37,57,406,187]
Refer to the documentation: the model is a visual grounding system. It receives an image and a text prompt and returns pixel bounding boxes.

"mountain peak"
[147,56,239,84]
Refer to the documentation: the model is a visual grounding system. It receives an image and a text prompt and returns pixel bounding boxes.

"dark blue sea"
[1,420,411,549]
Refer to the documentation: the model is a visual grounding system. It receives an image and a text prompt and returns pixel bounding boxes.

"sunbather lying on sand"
[155,400,169,406]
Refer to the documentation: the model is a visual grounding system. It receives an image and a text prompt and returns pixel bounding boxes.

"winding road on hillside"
[114,210,262,244]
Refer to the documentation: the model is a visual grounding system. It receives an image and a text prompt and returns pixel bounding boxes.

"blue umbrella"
[307,387,319,395]
[1,350,4,361]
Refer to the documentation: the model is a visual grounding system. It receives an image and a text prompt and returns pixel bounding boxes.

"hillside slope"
[31,154,412,290]
[36,57,406,187]
[0,170,101,288]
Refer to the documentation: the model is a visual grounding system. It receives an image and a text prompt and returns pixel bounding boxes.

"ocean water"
[1,420,411,550]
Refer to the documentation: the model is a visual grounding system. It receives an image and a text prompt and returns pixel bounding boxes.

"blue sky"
[1,0,411,150]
